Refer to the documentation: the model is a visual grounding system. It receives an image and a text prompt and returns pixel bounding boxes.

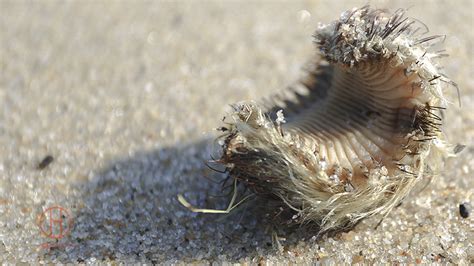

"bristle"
[197,6,458,233]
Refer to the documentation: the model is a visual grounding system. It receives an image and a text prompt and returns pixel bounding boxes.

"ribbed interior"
[263,61,422,181]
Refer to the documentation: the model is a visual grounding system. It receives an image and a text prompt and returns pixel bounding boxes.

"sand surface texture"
[1,0,473,263]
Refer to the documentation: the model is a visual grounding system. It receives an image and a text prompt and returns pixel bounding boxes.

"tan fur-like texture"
[216,6,458,232]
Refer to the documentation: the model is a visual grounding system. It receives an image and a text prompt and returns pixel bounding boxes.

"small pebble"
[38,155,54,170]
[459,202,470,218]
[453,144,466,154]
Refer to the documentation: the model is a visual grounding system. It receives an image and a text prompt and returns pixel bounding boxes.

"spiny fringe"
[206,6,459,233]
[220,103,450,232]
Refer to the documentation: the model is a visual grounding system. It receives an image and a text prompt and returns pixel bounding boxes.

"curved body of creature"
[216,6,459,232]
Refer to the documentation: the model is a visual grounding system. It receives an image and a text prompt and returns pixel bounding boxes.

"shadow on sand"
[44,138,316,263]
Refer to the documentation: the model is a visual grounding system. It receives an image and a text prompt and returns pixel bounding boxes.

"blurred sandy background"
[0,0,472,263]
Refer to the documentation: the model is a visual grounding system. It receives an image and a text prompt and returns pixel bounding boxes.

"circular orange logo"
[36,206,74,239]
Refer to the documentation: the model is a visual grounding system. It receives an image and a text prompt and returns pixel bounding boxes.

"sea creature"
[180,5,460,233]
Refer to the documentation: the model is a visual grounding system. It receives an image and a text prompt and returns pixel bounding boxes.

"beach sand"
[1,0,472,263]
